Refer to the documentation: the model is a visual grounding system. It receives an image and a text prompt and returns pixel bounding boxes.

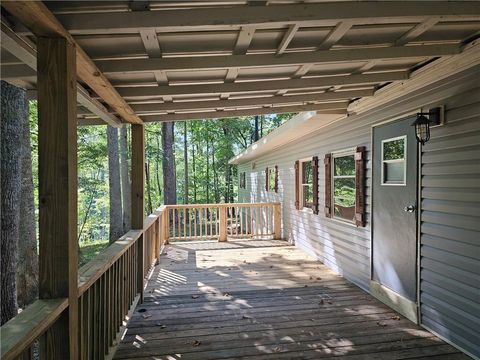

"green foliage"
[28,101,294,262]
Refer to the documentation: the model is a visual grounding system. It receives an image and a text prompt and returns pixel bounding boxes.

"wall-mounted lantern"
[411,107,442,145]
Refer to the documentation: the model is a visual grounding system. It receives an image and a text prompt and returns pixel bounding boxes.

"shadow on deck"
[114,239,468,360]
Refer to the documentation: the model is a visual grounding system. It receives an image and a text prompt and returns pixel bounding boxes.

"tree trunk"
[155,133,162,201]
[192,144,197,203]
[1,81,23,324]
[145,161,153,214]
[253,115,260,142]
[17,98,38,308]
[119,125,131,232]
[212,142,220,203]
[206,138,210,204]
[107,126,123,244]
[162,122,176,205]
[183,121,189,204]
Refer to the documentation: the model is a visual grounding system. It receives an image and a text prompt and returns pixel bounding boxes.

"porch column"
[37,37,78,359]
[131,124,145,303]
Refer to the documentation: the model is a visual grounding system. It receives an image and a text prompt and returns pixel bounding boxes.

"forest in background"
[29,101,290,255]
[2,79,291,322]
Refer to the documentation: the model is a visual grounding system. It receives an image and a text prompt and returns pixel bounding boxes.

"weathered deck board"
[114,240,469,360]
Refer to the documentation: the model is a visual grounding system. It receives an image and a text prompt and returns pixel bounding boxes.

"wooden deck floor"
[114,240,469,360]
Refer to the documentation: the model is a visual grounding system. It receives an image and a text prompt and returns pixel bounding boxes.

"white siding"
[237,66,480,357]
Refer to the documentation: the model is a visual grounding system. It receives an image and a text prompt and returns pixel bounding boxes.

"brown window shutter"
[355,146,367,227]
[275,165,279,193]
[294,160,300,210]
[312,156,319,215]
[265,167,269,191]
[324,154,332,217]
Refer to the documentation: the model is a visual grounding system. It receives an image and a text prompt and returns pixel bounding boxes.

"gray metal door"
[372,117,418,301]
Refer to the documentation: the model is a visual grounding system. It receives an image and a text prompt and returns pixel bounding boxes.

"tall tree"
[107,126,123,243]
[162,122,176,205]
[1,81,23,324]
[184,121,189,204]
[119,125,131,232]
[17,98,38,308]
[192,143,197,203]
[253,115,260,142]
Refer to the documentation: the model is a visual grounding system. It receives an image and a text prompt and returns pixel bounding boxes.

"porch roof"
[1,1,480,125]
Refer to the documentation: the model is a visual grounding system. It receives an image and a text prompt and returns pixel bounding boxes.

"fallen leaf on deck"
[242,315,252,319]
[391,315,401,320]
[316,277,322,280]
[142,314,152,319]
[304,285,308,288]
[273,346,282,352]
[192,340,201,347]
[156,323,166,329]
[377,321,387,327]
[191,295,200,299]
[319,299,325,305]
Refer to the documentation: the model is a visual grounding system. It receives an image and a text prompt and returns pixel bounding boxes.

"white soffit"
[229,111,345,164]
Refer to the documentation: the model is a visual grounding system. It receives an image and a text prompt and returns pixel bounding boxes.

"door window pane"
[382,136,406,185]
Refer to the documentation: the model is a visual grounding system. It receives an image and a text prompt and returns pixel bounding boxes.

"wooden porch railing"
[0,202,280,359]
[167,202,281,242]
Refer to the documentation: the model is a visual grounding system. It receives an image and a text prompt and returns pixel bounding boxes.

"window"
[301,160,314,209]
[268,166,277,192]
[295,158,319,212]
[332,151,356,222]
[239,172,246,189]
[382,136,406,186]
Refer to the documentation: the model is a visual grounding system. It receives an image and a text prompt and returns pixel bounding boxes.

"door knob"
[404,205,416,213]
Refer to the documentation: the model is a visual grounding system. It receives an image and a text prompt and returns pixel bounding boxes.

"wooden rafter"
[97,44,460,73]
[50,2,480,34]
[0,21,122,127]
[2,0,143,124]
[117,71,408,99]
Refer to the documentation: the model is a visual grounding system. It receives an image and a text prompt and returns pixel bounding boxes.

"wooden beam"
[395,18,440,46]
[0,22,122,127]
[141,102,349,122]
[117,71,408,98]
[276,24,299,55]
[37,37,78,359]
[51,2,480,34]
[131,124,145,303]
[2,1,142,124]
[130,88,373,113]
[317,21,352,50]
[97,44,460,73]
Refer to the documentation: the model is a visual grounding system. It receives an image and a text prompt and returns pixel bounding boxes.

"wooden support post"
[273,204,281,240]
[164,210,170,245]
[37,37,78,359]
[131,124,145,303]
[219,206,228,242]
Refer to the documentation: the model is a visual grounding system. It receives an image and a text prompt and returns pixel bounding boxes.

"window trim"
[331,149,356,224]
[381,135,407,187]
[299,157,314,211]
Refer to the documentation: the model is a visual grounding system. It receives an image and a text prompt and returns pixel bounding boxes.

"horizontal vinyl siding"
[420,85,480,358]
[237,66,480,357]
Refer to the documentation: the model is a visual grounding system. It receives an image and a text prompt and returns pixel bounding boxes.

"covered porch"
[116,239,467,359]
[1,1,479,359]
